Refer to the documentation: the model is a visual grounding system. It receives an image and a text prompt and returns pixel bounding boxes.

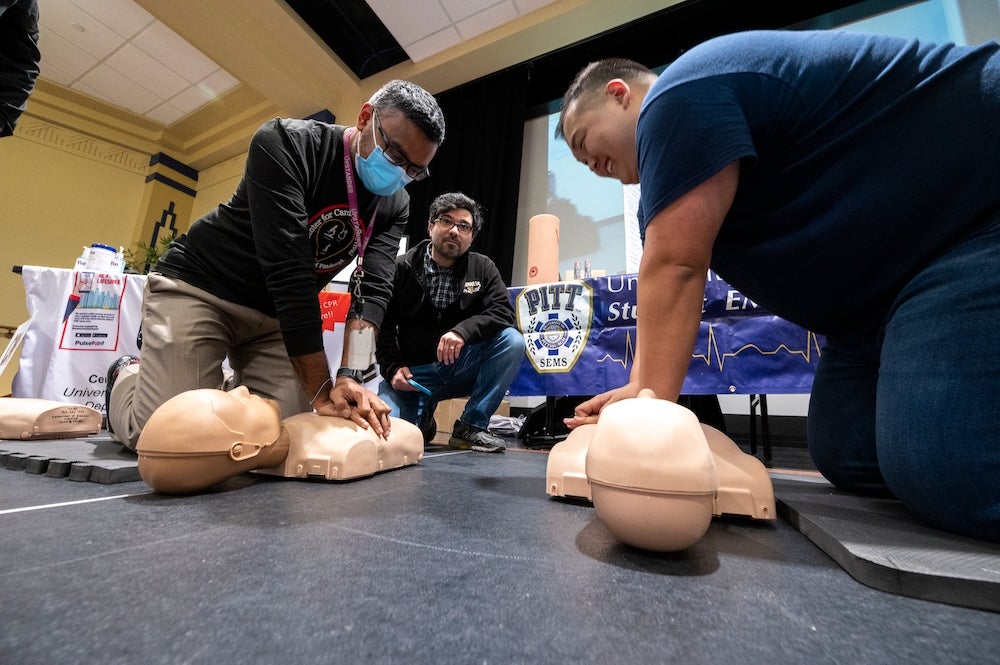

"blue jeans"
[808,221,1000,542]
[378,327,526,430]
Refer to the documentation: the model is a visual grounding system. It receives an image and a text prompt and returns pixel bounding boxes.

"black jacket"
[376,240,516,382]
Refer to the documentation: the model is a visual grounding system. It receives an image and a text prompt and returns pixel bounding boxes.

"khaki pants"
[108,273,310,450]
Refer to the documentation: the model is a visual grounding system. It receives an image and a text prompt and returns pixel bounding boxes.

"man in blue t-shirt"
[556,30,1000,542]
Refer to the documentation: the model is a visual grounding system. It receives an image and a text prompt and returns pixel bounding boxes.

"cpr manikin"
[0,398,102,440]
[546,389,775,551]
[136,386,422,494]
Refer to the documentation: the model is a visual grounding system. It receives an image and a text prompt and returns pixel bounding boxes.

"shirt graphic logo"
[463,280,481,294]
[308,205,356,273]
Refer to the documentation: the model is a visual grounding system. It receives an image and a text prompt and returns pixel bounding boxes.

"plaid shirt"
[424,245,459,310]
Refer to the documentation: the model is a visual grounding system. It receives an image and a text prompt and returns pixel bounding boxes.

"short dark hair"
[428,192,484,236]
[555,58,654,140]
[371,80,446,145]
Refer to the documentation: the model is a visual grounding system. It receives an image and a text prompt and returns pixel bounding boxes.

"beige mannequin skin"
[546,389,774,551]
[136,387,422,494]
[0,398,102,440]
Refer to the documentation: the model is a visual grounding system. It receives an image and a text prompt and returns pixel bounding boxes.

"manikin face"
[427,207,475,266]
[210,386,282,446]
[560,79,642,185]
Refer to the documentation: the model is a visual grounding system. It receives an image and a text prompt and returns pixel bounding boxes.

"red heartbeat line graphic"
[597,326,822,370]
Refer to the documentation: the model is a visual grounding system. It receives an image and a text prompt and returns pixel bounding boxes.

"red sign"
[319,291,351,331]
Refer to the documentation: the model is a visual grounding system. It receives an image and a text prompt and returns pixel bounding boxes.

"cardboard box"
[430,398,510,444]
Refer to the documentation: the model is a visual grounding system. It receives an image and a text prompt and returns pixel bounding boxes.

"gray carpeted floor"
[1,448,997,664]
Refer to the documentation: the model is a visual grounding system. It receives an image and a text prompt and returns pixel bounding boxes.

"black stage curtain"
[405,65,530,284]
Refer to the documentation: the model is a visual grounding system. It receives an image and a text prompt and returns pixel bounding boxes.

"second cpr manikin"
[547,389,775,551]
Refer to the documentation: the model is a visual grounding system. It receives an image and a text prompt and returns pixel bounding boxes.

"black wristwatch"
[336,367,365,384]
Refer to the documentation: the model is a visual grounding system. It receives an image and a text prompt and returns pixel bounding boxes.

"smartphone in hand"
[407,377,432,396]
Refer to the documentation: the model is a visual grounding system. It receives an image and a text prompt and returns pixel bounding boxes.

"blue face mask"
[355,122,413,196]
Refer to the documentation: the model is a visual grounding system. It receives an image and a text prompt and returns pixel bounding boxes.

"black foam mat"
[773,475,1000,612]
[0,436,139,484]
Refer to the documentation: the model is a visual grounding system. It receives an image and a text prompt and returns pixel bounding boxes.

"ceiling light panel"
[366,0,452,47]
[37,25,98,83]
[440,0,506,23]
[455,2,518,41]
[365,0,559,63]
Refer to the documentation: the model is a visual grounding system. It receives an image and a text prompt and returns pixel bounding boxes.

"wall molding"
[14,118,149,174]
[197,154,246,191]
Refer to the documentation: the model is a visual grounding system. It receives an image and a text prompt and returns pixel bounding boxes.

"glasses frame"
[372,106,430,181]
[434,215,474,235]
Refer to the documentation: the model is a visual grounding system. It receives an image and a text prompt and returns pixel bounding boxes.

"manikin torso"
[0,398,102,440]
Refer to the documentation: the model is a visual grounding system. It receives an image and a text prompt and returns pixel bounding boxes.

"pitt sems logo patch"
[463,280,481,294]
[308,205,356,273]
[515,281,592,372]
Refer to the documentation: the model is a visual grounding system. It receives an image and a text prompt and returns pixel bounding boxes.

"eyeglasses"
[373,106,430,181]
[434,215,474,235]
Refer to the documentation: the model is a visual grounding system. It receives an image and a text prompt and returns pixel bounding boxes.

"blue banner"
[508,272,823,396]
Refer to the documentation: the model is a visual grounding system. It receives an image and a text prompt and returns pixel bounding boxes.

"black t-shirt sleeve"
[636,78,757,230]
[245,120,326,356]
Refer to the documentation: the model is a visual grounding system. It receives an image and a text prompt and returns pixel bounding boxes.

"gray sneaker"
[448,420,506,453]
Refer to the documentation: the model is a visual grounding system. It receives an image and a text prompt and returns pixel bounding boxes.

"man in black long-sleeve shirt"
[108,80,445,451]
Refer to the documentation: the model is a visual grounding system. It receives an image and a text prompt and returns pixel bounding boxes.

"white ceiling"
[36,0,561,127]
[367,0,558,62]
[37,0,240,126]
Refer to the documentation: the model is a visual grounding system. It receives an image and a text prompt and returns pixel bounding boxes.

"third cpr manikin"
[547,389,775,551]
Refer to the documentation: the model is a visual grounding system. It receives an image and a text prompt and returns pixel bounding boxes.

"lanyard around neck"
[342,127,378,265]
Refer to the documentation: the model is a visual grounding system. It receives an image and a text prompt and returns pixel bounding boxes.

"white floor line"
[423,449,471,458]
[0,492,151,515]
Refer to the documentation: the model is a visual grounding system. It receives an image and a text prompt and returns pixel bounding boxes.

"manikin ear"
[605,79,632,108]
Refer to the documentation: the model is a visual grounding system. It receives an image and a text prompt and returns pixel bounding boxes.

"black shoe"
[105,355,139,433]
[448,420,506,453]
[418,414,437,446]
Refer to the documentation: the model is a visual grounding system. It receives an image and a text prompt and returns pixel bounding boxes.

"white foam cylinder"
[527,214,560,284]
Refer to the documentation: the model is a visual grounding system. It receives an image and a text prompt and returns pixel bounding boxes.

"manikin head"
[555,58,657,185]
[586,390,718,551]
[136,386,287,494]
